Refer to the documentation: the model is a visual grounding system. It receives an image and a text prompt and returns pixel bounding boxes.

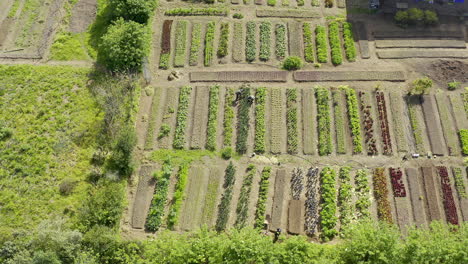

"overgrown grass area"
[0,65,102,229]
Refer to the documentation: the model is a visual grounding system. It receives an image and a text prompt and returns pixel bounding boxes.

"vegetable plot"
[259,22,271,61]
[173,86,192,149]
[328,21,343,65]
[319,167,337,241]
[174,21,188,67]
[316,87,333,155]
[287,88,299,154]
[206,85,220,151]
[246,22,257,62]
[254,87,267,154]
[204,22,216,66]
[146,161,173,232]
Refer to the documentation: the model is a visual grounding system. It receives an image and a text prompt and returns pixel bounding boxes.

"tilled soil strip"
[256,9,321,18]
[406,168,427,227]
[452,168,468,222]
[302,88,316,155]
[435,94,460,156]
[270,169,287,231]
[179,166,209,231]
[270,88,284,154]
[421,95,446,156]
[375,39,466,49]
[158,87,180,149]
[132,165,156,229]
[389,92,408,152]
[288,200,305,235]
[421,167,443,222]
[373,30,463,39]
[190,86,210,149]
[200,166,223,228]
[448,94,468,130]
[288,21,303,57]
[190,71,288,82]
[377,50,468,59]
[293,71,405,82]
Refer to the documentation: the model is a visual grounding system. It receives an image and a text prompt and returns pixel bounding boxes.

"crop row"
[354,169,371,218]
[305,168,320,235]
[233,22,243,62]
[275,24,287,59]
[389,93,408,152]
[246,22,257,62]
[174,21,188,67]
[460,129,468,155]
[436,166,459,225]
[316,87,333,156]
[254,167,271,229]
[215,162,236,231]
[144,88,161,150]
[328,21,343,65]
[204,22,216,67]
[254,87,267,154]
[359,91,378,155]
[464,88,468,118]
[375,91,392,155]
[389,168,406,197]
[342,22,356,62]
[145,161,173,232]
[287,88,299,154]
[259,22,271,61]
[217,23,229,58]
[236,86,251,154]
[332,90,346,154]
[189,23,202,66]
[303,23,314,63]
[373,168,393,224]
[320,167,337,241]
[291,168,304,200]
[173,86,192,149]
[223,89,235,148]
[167,165,188,229]
[436,94,459,156]
[270,88,283,154]
[315,25,328,63]
[343,87,363,154]
[159,20,173,70]
[165,8,228,16]
[206,85,219,151]
[338,166,352,230]
[235,164,256,228]
[407,96,424,153]
[452,168,467,199]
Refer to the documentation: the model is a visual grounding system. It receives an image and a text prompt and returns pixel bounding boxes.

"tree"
[394,10,409,27]
[410,77,432,95]
[109,0,156,24]
[99,18,149,72]
[424,10,439,25]
[407,8,424,24]
[282,56,304,71]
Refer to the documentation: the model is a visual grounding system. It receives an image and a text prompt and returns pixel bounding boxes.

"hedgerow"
[235,164,256,228]
[287,88,298,154]
[236,86,251,154]
[303,23,314,63]
[167,165,189,229]
[246,22,257,62]
[342,86,362,154]
[320,167,337,241]
[316,87,333,155]
[459,129,468,155]
[315,25,328,63]
[215,162,236,231]
[204,22,216,66]
[189,23,202,66]
[146,160,173,232]
[328,21,342,65]
[342,22,356,62]
[275,24,287,59]
[223,88,235,147]
[206,85,220,151]
[174,21,188,67]
[254,87,267,154]
[254,167,271,229]
[165,8,227,16]
[173,86,192,149]
[217,23,230,58]
[259,22,271,61]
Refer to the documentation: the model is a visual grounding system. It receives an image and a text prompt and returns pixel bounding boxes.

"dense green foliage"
[165,8,227,16]
[286,88,298,153]
[189,23,202,66]
[342,22,356,62]
[303,23,314,63]
[223,88,235,147]
[254,87,267,154]
[167,165,188,229]
[174,20,188,67]
[459,129,468,155]
[145,161,173,232]
[282,56,303,70]
[332,90,346,154]
[215,162,236,231]
[355,169,371,218]
[343,86,363,153]
[246,22,257,62]
[395,8,438,27]
[235,164,256,228]
[275,24,287,59]
[338,166,352,230]
[315,25,328,63]
[410,77,432,95]
[328,21,343,65]
[173,86,192,149]
[259,22,271,61]
[204,22,216,66]
[217,23,230,58]
[254,167,271,229]
[109,0,156,24]
[316,87,333,155]
[320,167,337,241]
[206,85,220,151]
[236,86,251,154]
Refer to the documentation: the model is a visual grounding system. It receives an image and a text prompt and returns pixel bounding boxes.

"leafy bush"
[167,165,188,229]
[174,21,188,67]
[286,88,298,154]
[395,8,438,27]
[282,56,303,71]
[395,10,409,26]
[173,86,192,149]
[158,123,170,139]
[110,0,157,24]
[165,8,227,16]
[342,86,362,153]
[259,22,272,61]
[204,22,216,66]
[448,81,460,91]
[459,129,468,155]
[221,147,233,160]
[236,86,251,154]
[215,162,236,231]
[342,22,356,62]
[217,23,230,58]
[99,18,149,72]
[254,167,271,229]
[328,21,342,66]
[316,87,333,156]
[303,23,314,63]
[275,24,287,59]
[424,10,438,25]
[206,85,220,151]
[268,0,277,6]
[189,23,202,66]
[246,22,257,62]
[146,161,173,231]
[325,0,333,7]
[297,0,305,5]
[235,164,256,228]
[407,8,424,24]
[233,13,244,19]
[315,25,328,63]
[410,77,432,95]
[254,87,267,154]
[319,167,337,241]
[223,88,235,147]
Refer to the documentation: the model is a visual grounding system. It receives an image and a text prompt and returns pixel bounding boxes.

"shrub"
[217,23,230,58]
[173,86,192,149]
[233,13,244,19]
[246,22,257,62]
[146,161,173,231]
[424,10,438,25]
[394,10,409,26]
[109,0,156,24]
[99,18,149,72]
[328,21,342,66]
[174,21,188,67]
[204,22,216,66]
[459,129,468,155]
[320,167,337,241]
[206,85,220,151]
[286,88,298,154]
[259,22,271,61]
[297,0,305,5]
[448,81,460,91]
[410,77,432,95]
[59,178,77,196]
[275,24,287,59]
[221,147,233,160]
[254,87,267,154]
[303,23,314,63]
[254,167,271,229]
[236,86,251,154]
[268,0,277,6]
[189,23,202,66]
[325,0,333,7]
[407,8,424,24]
[316,87,333,155]
[315,25,328,63]
[167,165,188,229]
[165,8,227,16]
[215,162,236,231]
[158,123,170,139]
[282,56,303,71]
[342,22,356,62]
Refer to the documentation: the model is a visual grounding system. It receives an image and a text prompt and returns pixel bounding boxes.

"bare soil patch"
[70,0,97,33]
